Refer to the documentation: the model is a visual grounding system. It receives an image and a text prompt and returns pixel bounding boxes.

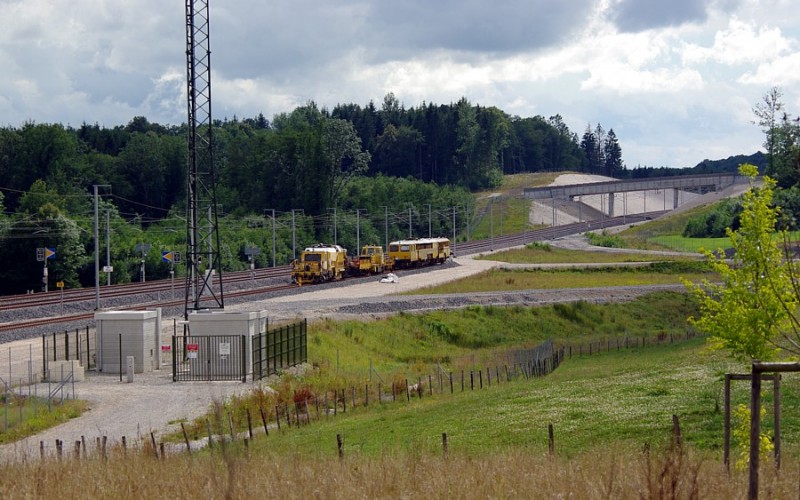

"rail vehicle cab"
[353,245,393,275]
[291,243,348,285]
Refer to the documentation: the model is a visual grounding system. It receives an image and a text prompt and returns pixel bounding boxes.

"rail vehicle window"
[389,245,399,252]
[303,254,321,262]
[400,245,410,251]
[419,243,432,249]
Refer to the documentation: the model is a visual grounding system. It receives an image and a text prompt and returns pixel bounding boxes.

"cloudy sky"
[1,0,798,169]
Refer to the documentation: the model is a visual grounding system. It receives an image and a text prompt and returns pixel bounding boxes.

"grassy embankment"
[3,324,799,497]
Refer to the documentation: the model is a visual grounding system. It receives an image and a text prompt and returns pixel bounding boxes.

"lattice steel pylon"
[184,0,224,319]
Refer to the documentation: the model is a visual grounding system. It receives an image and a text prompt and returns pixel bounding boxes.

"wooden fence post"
[259,407,269,436]
[672,414,682,448]
[442,432,448,458]
[337,434,344,460]
[181,422,191,453]
[548,423,554,456]
[150,432,158,459]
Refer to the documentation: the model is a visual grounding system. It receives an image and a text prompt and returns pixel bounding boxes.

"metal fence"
[253,319,308,380]
[172,334,248,382]
[42,327,95,380]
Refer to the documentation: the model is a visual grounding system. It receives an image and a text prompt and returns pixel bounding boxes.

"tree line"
[0,95,621,293]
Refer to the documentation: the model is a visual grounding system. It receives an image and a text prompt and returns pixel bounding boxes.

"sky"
[1,0,799,169]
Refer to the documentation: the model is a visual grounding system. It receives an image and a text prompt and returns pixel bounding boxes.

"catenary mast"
[184,0,224,319]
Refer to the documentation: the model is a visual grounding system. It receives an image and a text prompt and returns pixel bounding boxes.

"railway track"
[0,211,666,336]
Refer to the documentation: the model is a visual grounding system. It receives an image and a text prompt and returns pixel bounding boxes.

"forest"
[0,92,770,294]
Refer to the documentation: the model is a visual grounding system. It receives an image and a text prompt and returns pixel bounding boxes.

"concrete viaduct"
[522,173,745,217]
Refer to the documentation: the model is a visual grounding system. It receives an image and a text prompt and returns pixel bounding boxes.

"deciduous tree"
[683,164,800,359]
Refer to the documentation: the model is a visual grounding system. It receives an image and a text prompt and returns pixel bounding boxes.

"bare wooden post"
[351,386,356,409]
[337,433,344,460]
[442,432,448,458]
[102,436,107,460]
[341,389,347,413]
[548,423,554,455]
[181,422,191,453]
[150,432,158,458]
[672,414,682,448]
[406,379,410,402]
[478,369,483,389]
[378,383,382,403]
[56,439,62,460]
[449,372,454,394]
[749,367,762,500]
[724,374,731,470]
[81,435,87,456]
[365,384,369,406]
[206,419,214,449]
[259,407,269,436]
[159,442,165,460]
[246,409,254,439]
[74,440,81,459]
[285,403,291,427]
[275,405,282,430]
[774,375,781,470]
[121,436,127,455]
[40,441,44,460]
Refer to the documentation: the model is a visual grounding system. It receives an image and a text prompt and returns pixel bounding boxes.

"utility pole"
[381,206,388,250]
[265,209,276,267]
[93,185,110,310]
[291,209,304,260]
[427,204,432,237]
[93,185,100,310]
[356,209,363,252]
[490,198,494,250]
[105,209,111,286]
[452,206,456,256]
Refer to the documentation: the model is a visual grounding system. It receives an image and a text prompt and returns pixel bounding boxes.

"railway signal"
[36,247,56,292]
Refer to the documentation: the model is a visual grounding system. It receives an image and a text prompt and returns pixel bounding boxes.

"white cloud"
[682,18,794,65]
[0,0,798,167]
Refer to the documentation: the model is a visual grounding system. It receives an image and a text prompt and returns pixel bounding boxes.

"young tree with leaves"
[683,164,800,360]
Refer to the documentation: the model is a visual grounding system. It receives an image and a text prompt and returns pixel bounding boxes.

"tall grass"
[3,443,797,499]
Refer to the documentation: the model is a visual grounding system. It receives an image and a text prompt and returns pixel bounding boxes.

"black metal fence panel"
[42,327,96,378]
[253,319,308,381]
[172,334,247,382]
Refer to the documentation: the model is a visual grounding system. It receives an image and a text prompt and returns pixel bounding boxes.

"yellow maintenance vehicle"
[351,244,393,275]
[291,243,348,285]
